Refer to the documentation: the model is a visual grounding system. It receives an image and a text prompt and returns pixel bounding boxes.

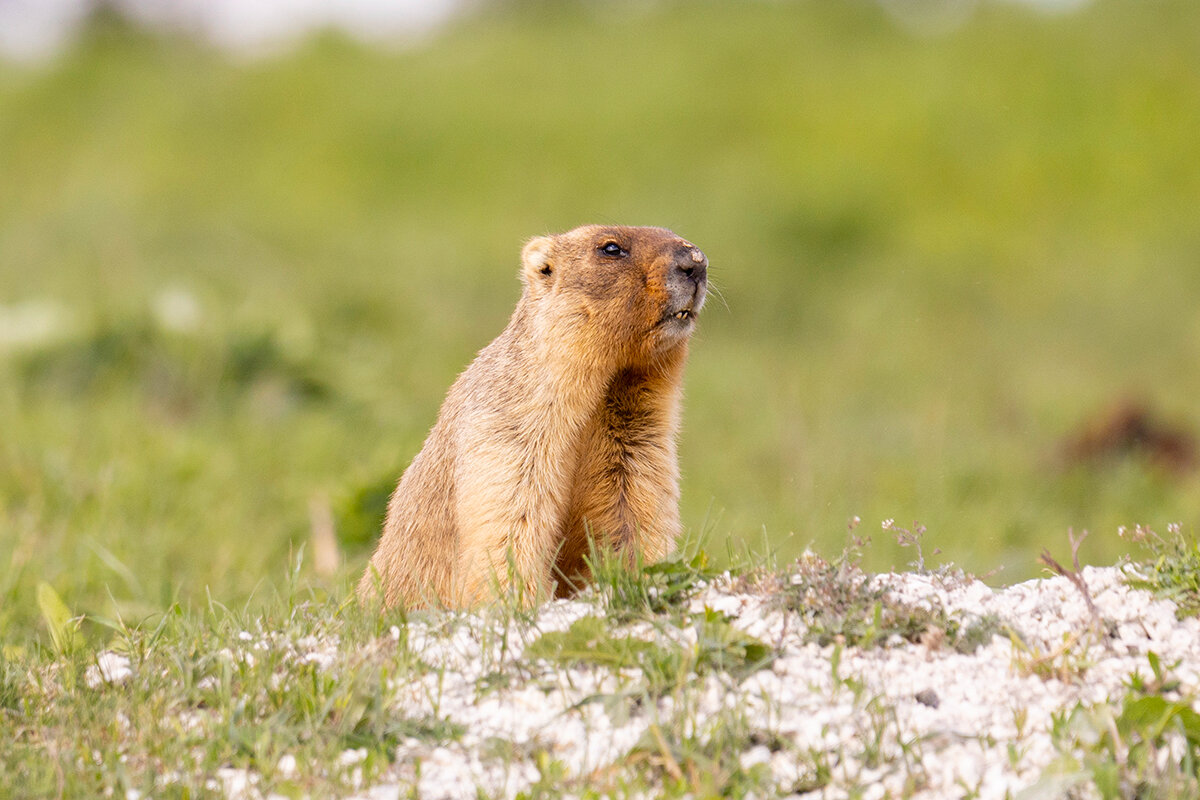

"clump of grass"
[762,542,1000,653]
[1122,523,1200,619]
[0,567,448,799]
[621,708,776,799]
[1009,629,1100,684]
[0,655,22,711]
[690,607,774,680]
[585,543,730,622]
[525,607,770,697]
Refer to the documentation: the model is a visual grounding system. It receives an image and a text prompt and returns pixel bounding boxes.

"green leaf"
[36,582,79,656]
[1117,695,1171,739]
[1087,759,1120,800]
[1146,650,1162,682]
[1174,705,1200,743]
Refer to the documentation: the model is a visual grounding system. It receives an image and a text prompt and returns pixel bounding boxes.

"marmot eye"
[600,242,626,258]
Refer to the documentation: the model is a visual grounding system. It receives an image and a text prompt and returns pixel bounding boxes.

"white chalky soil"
[202,565,1200,799]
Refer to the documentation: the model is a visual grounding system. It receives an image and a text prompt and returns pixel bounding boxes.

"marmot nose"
[672,246,708,284]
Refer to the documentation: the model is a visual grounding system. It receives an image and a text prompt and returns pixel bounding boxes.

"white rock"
[276,754,297,778]
[85,652,133,688]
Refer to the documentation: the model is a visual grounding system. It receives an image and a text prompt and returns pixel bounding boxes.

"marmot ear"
[520,236,555,287]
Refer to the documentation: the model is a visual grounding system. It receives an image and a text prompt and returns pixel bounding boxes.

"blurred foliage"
[1123,523,1200,619]
[14,317,331,406]
[1,0,1198,644]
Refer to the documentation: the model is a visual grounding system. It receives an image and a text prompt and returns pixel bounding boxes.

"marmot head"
[519,225,708,363]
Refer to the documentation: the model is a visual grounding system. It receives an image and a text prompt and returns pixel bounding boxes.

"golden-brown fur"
[359,225,708,608]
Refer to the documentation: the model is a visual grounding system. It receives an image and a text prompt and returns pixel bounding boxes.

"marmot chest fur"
[359,225,708,608]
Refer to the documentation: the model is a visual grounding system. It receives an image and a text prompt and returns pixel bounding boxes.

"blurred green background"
[2,0,1198,643]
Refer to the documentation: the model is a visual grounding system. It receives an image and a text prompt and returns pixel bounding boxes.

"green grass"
[1,0,1199,652]
[2,562,427,797]
[4,528,1200,797]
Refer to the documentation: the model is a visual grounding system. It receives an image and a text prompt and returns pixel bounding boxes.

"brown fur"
[358,225,708,609]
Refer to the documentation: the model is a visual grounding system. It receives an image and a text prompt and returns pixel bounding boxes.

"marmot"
[359,225,708,608]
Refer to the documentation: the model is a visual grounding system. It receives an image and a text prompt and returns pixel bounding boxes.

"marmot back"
[359,225,708,608]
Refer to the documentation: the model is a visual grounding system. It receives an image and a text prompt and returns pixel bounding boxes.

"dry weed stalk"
[1039,528,1106,640]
